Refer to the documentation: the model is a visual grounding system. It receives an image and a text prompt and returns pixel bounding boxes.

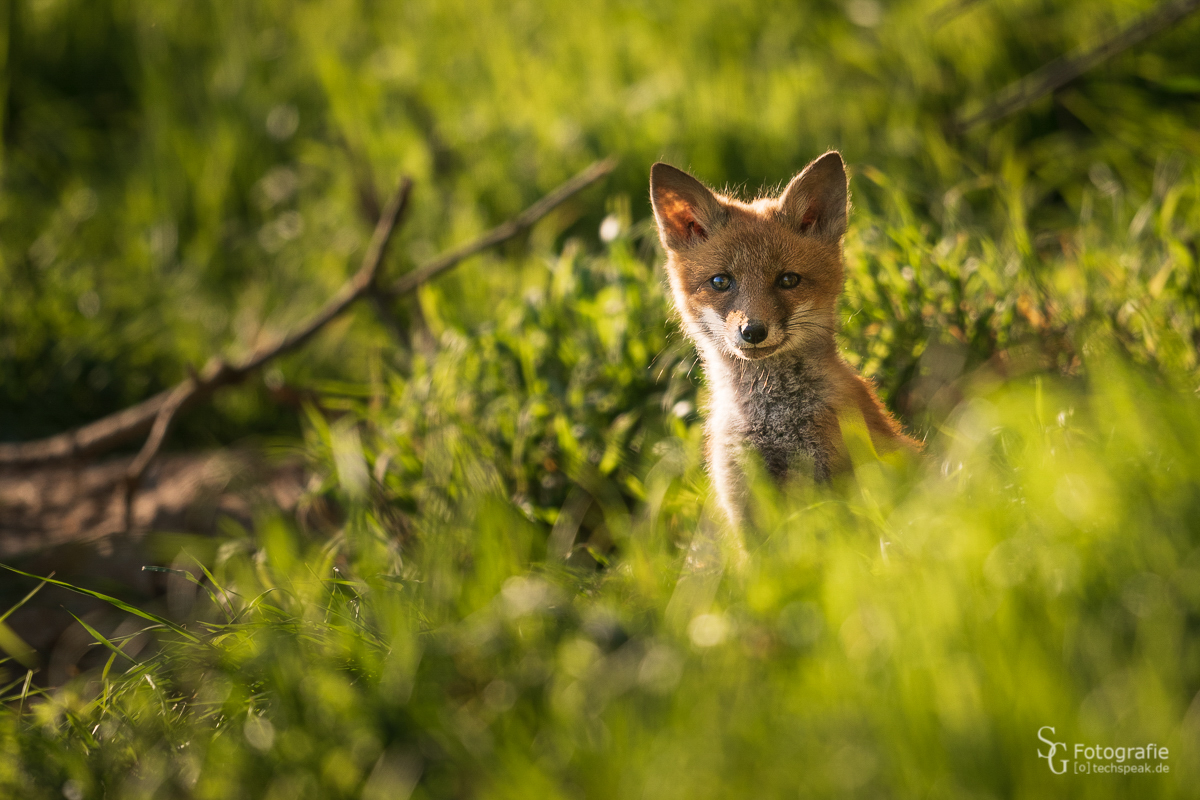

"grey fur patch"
[722,354,831,482]
[700,348,833,528]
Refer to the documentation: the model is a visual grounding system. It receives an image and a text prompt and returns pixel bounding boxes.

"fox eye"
[710,274,733,292]
[777,272,801,289]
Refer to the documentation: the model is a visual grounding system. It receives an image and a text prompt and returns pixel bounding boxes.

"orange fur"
[650,152,920,526]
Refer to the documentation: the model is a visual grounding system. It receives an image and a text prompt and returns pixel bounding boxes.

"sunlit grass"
[3,350,1198,798]
[4,0,1200,797]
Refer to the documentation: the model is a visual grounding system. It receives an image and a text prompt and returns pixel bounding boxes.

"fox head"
[650,152,849,363]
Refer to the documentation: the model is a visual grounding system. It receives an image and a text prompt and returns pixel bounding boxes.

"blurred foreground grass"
[4,201,1200,794]
[3,349,1199,798]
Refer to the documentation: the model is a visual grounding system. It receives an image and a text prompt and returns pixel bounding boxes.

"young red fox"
[650,151,921,528]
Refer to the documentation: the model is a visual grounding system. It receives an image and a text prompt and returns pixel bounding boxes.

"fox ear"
[778,151,848,240]
[650,163,726,251]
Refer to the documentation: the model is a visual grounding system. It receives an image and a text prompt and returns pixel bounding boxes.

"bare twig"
[0,392,169,466]
[376,157,618,301]
[1,157,617,469]
[115,177,413,527]
[121,382,192,530]
[0,176,413,469]
[956,0,1200,132]
[242,176,414,371]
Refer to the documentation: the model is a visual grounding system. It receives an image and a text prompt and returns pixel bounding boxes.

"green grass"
[3,351,1199,798]
[3,206,1200,795]
[4,0,1200,796]
[4,0,1200,439]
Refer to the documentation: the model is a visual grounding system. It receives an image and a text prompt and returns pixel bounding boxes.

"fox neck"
[700,331,838,456]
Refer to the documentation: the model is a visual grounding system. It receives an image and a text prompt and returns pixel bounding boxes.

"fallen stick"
[956,0,1200,132]
[0,177,413,469]
[377,156,618,300]
[117,175,412,528]
[0,157,616,468]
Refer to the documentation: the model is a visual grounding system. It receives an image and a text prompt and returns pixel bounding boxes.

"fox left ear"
[779,151,848,240]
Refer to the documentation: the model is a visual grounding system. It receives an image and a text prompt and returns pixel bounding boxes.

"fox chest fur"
[649,151,920,528]
[706,356,834,483]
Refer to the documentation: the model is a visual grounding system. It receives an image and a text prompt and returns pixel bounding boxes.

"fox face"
[650,152,849,363]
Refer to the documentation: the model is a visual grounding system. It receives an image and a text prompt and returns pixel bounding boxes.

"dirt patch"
[0,450,307,685]
[1,450,305,559]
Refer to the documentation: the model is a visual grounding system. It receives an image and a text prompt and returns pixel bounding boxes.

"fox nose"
[739,320,768,344]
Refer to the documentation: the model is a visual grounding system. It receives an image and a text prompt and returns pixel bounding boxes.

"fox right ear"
[650,163,726,251]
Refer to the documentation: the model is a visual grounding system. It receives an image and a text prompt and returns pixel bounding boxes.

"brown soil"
[0,450,306,686]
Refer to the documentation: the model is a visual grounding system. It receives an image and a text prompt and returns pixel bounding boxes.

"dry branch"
[121,380,193,530]
[115,175,413,527]
[0,177,413,469]
[956,0,1200,132]
[377,156,618,300]
[1,157,616,469]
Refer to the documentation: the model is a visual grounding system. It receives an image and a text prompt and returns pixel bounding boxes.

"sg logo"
[1038,726,1069,775]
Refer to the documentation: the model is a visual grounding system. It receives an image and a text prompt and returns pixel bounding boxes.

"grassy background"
[3,0,1200,796]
